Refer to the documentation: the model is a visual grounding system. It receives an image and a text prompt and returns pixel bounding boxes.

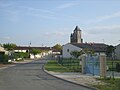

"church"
[62,26,107,58]
[70,26,83,43]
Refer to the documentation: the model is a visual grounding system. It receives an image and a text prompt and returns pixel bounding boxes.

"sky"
[0,0,120,47]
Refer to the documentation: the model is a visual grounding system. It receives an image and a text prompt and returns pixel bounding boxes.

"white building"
[63,26,107,58]
[0,46,8,55]
[62,43,107,58]
[63,43,82,58]
[14,46,53,59]
[115,44,120,59]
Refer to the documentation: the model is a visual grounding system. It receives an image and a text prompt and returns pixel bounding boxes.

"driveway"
[0,59,93,90]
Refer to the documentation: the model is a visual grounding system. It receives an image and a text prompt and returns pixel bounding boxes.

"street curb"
[42,63,97,90]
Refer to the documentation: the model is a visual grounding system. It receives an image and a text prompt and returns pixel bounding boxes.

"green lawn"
[45,60,70,72]
[93,78,120,90]
[107,60,120,71]
[58,58,81,72]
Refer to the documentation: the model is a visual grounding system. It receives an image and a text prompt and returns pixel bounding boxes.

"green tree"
[53,44,62,51]
[106,45,115,57]
[116,63,120,72]
[84,49,95,56]
[70,50,84,58]
[0,54,9,64]
[30,48,42,56]
[13,52,29,59]
[3,43,16,51]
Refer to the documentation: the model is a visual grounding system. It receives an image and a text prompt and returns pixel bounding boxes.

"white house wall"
[14,50,27,53]
[0,46,6,52]
[63,43,82,58]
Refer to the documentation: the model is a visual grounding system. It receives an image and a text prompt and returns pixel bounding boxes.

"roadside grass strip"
[93,78,120,90]
[45,60,70,72]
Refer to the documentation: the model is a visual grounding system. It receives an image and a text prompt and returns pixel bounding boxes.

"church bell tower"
[70,26,83,43]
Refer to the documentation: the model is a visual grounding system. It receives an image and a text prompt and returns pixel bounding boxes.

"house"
[14,46,52,53]
[115,44,120,59]
[62,26,107,58]
[14,46,52,59]
[62,43,82,58]
[52,49,61,55]
[0,46,8,55]
[0,46,10,62]
[62,43,107,58]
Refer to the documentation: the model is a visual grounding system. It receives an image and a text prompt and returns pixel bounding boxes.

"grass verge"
[93,78,120,90]
[45,60,70,72]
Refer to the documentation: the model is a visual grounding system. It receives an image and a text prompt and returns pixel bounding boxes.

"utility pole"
[29,41,31,58]
[112,48,115,80]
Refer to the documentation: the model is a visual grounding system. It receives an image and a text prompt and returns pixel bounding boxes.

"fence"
[57,57,81,72]
[106,59,120,78]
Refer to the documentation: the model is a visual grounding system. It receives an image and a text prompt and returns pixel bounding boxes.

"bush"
[116,63,120,72]
[0,55,8,64]
[13,52,29,59]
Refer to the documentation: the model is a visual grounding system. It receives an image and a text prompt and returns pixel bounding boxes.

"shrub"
[116,63,120,72]
[0,55,8,64]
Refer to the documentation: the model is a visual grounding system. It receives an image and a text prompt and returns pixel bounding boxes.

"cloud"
[0,3,13,8]
[17,6,57,20]
[18,6,54,14]
[54,32,69,36]
[0,2,81,21]
[31,13,57,20]
[0,3,57,21]
[88,25,120,30]
[0,36,11,40]
[86,25,120,35]
[45,32,69,36]
[57,3,78,9]
[0,9,19,22]
[82,25,120,45]
[86,11,120,24]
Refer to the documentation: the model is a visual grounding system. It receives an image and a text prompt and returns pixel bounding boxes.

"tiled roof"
[74,26,81,31]
[14,46,52,50]
[71,43,107,52]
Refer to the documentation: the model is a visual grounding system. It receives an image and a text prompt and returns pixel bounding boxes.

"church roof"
[71,43,107,52]
[74,26,81,31]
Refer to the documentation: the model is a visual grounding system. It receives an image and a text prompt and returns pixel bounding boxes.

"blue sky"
[0,0,120,46]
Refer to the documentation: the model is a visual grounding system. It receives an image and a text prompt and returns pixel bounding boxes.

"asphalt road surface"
[0,59,93,90]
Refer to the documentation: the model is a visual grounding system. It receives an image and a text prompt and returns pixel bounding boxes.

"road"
[0,59,93,90]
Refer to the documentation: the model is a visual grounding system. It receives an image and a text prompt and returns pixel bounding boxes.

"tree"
[106,45,115,57]
[3,43,16,51]
[13,52,29,59]
[84,49,95,56]
[70,50,84,58]
[30,48,41,56]
[116,63,120,72]
[53,44,62,51]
